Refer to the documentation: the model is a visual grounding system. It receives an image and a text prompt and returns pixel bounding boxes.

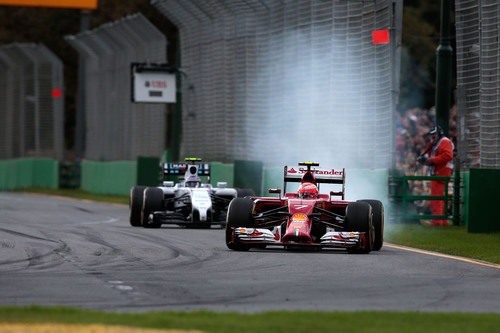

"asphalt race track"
[0,192,499,313]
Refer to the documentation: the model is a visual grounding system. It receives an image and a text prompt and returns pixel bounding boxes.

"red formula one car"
[225,162,384,253]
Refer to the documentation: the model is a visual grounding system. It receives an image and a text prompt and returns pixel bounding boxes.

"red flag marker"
[52,89,62,98]
[372,30,389,44]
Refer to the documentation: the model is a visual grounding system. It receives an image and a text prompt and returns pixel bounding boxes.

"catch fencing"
[455,0,500,169]
[66,13,168,161]
[153,0,402,168]
[0,43,64,160]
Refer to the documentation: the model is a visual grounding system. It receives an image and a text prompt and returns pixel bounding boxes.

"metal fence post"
[16,44,41,156]
[435,0,453,136]
[76,10,90,160]
[0,52,15,158]
[453,155,461,225]
[38,44,65,161]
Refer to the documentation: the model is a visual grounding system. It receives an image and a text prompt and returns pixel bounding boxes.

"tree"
[399,1,456,112]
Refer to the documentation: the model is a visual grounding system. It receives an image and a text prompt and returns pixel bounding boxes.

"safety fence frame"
[66,13,168,161]
[0,43,64,160]
[389,174,460,225]
[455,0,500,169]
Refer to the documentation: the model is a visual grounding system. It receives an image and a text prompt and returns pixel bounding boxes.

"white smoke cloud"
[247,28,393,213]
[248,29,392,170]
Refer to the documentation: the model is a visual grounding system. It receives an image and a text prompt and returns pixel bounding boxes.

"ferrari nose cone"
[282,213,312,243]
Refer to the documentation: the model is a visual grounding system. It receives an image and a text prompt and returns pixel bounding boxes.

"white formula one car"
[129,158,239,228]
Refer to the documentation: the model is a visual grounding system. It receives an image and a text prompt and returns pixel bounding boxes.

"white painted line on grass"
[385,243,500,269]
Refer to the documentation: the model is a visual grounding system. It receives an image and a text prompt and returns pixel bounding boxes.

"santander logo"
[298,168,343,176]
[288,168,297,173]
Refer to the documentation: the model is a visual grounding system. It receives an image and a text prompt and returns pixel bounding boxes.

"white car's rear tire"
[129,186,146,227]
[142,187,163,228]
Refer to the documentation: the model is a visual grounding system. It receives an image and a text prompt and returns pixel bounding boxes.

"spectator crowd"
[395,105,457,173]
[394,106,457,220]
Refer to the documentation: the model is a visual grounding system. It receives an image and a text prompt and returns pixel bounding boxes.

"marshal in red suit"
[419,126,454,226]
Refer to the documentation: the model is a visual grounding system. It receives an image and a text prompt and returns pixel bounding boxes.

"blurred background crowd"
[395,106,457,218]
[395,106,457,174]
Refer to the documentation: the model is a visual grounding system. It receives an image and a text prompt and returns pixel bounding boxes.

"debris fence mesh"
[66,13,168,161]
[455,0,500,168]
[0,43,64,160]
[153,0,402,168]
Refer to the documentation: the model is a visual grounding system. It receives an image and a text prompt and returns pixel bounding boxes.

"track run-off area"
[0,192,498,313]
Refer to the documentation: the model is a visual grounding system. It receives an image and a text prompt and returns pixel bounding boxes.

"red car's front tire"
[345,201,373,253]
[225,198,255,251]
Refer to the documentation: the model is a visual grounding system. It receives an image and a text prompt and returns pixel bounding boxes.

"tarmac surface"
[0,192,498,312]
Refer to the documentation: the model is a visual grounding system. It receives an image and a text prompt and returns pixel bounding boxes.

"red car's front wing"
[230,227,371,251]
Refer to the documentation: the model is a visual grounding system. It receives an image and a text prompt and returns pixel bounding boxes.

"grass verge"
[385,224,500,264]
[14,188,129,205]
[0,306,499,333]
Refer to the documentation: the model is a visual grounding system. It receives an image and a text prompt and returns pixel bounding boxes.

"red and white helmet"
[297,182,319,199]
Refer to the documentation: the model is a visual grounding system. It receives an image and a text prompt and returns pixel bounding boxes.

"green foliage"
[399,2,456,111]
[0,306,498,333]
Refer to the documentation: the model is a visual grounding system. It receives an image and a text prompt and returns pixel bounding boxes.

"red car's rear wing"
[283,162,345,199]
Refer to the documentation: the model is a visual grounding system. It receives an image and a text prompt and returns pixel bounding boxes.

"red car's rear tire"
[358,199,384,251]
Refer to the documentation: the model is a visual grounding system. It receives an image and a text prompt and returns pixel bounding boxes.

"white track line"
[82,217,119,225]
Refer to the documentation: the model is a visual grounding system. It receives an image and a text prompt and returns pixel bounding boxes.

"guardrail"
[389,174,461,225]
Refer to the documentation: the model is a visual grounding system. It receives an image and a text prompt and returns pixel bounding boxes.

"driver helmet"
[185,175,201,188]
[297,182,319,199]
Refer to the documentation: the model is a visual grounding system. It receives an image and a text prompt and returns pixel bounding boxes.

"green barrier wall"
[211,162,234,187]
[32,159,59,188]
[0,158,59,190]
[137,156,160,186]
[467,168,500,233]
[234,160,263,196]
[262,167,282,197]
[0,159,29,189]
[162,150,171,163]
[81,160,136,195]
